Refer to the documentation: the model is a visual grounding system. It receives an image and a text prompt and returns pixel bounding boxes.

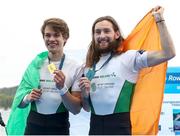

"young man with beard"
[79,6,176,135]
[6,18,82,135]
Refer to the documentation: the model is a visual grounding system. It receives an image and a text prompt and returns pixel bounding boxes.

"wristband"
[58,85,68,96]
[156,19,165,23]
[23,94,31,104]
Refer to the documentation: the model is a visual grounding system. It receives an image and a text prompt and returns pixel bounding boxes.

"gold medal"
[48,63,57,74]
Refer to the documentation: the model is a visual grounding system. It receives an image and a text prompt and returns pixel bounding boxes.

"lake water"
[0,108,90,135]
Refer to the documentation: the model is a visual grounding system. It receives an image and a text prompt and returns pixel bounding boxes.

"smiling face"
[94,20,120,54]
[43,25,67,54]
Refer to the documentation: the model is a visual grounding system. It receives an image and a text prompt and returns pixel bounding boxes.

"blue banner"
[164,67,180,94]
[166,73,180,84]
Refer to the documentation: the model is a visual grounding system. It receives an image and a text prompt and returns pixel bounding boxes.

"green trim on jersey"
[31,101,37,112]
[89,97,95,114]
[31,101,67,113]
[114,80,135,113]
[56,103,68,113]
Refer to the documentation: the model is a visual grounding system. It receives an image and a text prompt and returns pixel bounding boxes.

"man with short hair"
[6,18,82,135]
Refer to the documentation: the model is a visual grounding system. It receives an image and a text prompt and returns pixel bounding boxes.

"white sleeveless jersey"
[86,50,148,115]
[34,56,81,115]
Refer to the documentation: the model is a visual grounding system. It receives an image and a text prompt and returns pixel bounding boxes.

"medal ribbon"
[86,53,113,81]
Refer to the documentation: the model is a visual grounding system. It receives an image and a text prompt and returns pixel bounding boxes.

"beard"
[96,39,120,54]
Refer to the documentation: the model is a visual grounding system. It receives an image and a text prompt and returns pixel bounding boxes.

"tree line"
[0,86,17,109]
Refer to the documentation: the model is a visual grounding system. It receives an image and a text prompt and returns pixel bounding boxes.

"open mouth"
[97,37,110,46]
[99,41,109,47]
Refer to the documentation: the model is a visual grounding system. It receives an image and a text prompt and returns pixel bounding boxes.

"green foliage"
[0,86,17,109]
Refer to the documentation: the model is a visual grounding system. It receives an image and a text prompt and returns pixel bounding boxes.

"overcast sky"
[0,0,179,88]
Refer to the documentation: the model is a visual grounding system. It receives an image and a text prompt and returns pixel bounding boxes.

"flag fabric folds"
[6,9,167,135]
[118,10,167,134]
[5,52,48,135]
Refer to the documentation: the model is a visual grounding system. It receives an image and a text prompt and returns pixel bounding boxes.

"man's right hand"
[27,89,42,102]
[79,77,91,98]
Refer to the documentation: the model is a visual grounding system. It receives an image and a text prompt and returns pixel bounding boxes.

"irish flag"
[118,9,167,134]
